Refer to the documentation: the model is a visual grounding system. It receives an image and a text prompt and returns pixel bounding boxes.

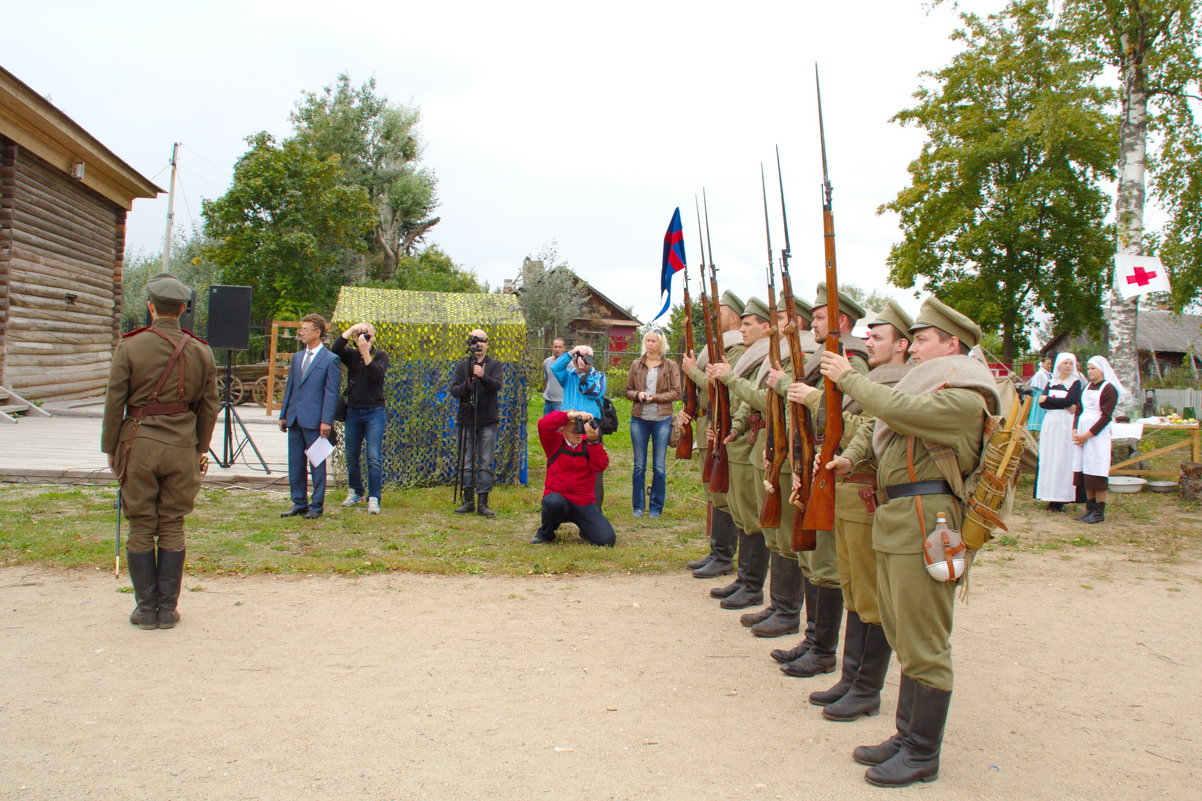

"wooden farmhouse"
[1041,308,1202,380]
[0,66,160,403]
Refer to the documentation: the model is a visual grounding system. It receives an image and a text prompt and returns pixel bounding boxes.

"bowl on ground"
[1146,480,1178,493]
[1109,476,1147,494]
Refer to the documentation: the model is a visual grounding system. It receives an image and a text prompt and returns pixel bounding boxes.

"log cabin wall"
[0,134,123,401]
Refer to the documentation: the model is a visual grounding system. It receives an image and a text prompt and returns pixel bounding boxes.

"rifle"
[695,196,719,485]
[702,189,731,494]
[674,232,697,460]
[800,66,844,534]
[758,164,787,529]
[777,147,816,552]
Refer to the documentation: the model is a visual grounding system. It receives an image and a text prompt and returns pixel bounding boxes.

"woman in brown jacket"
[624,328,682,517]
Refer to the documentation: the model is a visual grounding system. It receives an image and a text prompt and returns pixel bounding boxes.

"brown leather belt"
[747,412,765,432]
[842,473,876,488]
[126,402,191,419]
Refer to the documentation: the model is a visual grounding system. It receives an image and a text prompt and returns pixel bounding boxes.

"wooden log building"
[0,66,160,402]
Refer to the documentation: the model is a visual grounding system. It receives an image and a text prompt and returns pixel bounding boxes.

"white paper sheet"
[305,435,334,467]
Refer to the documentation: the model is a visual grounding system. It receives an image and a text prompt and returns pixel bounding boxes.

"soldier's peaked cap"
[811,282,866,323]
[147,273,192,305]
[720,290,745,316]
[909,296,982,348]
[742,296,771,322]
[866,300,914,337]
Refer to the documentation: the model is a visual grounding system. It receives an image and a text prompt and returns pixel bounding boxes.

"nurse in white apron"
[1036,353,1084,511]
[1071,355,1124,524]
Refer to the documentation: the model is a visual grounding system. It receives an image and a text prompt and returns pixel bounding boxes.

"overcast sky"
[6,0,1006,321]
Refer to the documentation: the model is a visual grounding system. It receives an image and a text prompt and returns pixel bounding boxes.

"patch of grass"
[1070,536,1100,547]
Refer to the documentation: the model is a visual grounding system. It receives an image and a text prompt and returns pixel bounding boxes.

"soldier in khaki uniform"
[102,274,219,631]
[767,283,869,677]
[680,291,746,579]
[705,297,773,610]
[822,297,997,788]
[808,301,912,721]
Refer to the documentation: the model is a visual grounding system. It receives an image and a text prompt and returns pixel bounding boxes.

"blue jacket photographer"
[550,344,606,419]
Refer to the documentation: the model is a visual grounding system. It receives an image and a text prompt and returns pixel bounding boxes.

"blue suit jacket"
[279,346,342,430]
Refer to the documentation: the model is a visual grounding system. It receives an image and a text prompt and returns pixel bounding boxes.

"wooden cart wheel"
[216,375,246,405]
[252,376,284,406]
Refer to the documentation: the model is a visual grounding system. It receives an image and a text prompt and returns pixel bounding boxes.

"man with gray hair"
[448,328,504,517]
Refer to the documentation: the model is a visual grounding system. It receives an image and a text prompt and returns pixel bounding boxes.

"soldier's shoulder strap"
[121,326,150,339]
[181,328,209,345]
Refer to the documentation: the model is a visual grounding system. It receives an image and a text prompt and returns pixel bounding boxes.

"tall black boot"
[781,584,843,676]
[126,549,158,630]
[454,491,475,514]
[687,503,717,570]
[710,524,750,599]
[823,621,893,721]
[1073,499,1096,522]
[720,531,769,609]
[476,492,496,518]
[751,553,803,637]
[809,610,866,706]
[155,548,186,629]
[865,681,951,787]
[854,673,917,766]
[694,507,737,578]
[771,574,817,663]
[1084,501,1106,524]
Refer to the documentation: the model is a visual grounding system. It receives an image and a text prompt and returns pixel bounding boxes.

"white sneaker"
[342,491,363,507]
[367,497,380,515]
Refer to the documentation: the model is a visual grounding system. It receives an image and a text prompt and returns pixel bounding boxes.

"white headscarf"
[1087,355,1125,402]
[1052,352,1084,387]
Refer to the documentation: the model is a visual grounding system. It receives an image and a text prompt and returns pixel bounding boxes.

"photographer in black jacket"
[448,328,504,517]
[332,322,389,514]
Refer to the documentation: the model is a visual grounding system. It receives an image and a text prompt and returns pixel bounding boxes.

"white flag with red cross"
[1115,254,1171,300]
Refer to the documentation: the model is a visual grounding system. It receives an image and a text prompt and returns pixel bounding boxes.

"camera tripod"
[209,350,270,472]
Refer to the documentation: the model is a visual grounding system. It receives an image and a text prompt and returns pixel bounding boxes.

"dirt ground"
[1,534,1199,801]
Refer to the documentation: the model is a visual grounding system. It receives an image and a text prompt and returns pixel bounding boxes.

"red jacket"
[538,410,609,506]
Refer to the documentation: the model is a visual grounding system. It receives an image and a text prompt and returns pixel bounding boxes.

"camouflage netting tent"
[331,287,528,488]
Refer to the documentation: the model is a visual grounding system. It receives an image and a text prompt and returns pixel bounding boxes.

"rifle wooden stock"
[675,274,697,460]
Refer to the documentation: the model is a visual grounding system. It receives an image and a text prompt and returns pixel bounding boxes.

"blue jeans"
[540,492,616,546]
[460,423,498,493]
[630,416,671,514]
[344,406,385,500]
[542,399,561,416]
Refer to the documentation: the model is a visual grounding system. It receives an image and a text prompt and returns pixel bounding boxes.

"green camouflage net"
[330,287,528,488]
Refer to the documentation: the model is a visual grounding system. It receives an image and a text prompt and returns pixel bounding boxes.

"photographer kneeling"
[531,409,616,547]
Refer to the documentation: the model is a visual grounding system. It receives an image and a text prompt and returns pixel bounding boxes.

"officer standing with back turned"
[102,273,219,631]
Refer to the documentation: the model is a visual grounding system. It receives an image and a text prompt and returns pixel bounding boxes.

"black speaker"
[207,285,253,351]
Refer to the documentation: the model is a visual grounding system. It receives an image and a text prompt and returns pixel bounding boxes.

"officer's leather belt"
[842,473,876,487]
[126,402,191,420]
[747,412,766,432]
[876,480,954,505]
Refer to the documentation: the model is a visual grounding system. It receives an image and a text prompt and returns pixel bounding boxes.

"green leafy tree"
[291,74,439,279]
[121,227,221,332]
[202,132,376,319]
[884,0,1116,361]
[361,245,482,293]
[516,243,587,344]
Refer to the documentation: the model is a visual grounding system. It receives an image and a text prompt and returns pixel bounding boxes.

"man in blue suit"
[278,314,342,519]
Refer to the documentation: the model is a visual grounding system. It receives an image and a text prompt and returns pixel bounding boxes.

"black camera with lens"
[466,334,484,354]
[574,351,594,366]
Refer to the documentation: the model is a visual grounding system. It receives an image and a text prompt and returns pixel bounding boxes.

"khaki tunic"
[102,318,219,552]
[719,340,769,536]
[684,333,746,512]
[836,363,991,690]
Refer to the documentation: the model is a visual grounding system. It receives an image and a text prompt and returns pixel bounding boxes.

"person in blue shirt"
[550,344,608,504]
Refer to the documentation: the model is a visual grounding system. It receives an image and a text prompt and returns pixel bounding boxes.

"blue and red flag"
[653,207,686,322]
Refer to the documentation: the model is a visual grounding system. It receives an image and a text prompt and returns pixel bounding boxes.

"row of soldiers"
[679,284,999,789]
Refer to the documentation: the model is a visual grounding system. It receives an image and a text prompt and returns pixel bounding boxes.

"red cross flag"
[1115,254,1171,300]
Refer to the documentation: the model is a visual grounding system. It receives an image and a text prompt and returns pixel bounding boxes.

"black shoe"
[454,494,475,514]
[864,682,951,787]
[823,620,892,721]
[126,549,158,630]
[280,506,308,517]
[530,530,556,544]
[719,587,764,610]
[693,558,734,579]
[750,611,801,638]
[477,492,496,518]
[709,580,741,599]
[853,674,917,766]
[740,605,775,627]
[302,508,322,519]
[155,548,186,629]
[1083,501,1105,524]
[1073,500,1097,521]
[687,554,714,570]
[771,639,809,664]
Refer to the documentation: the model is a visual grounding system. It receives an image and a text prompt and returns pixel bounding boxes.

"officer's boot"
[720,531,769,609]
[155,549,186,629]
[1073,499,1096,522]
[771,574,817,663]
[751,552,803,637]
[853,673,917,766]
[687,505,716,570]
[823,620,893,721]
[809,610,867,706]
[476,492,496,518]
[694,507,736,579]
[781,584,843,676]
[1084,501,1106,524]
[709,524,750,599]
[865,681,951,787]
[454,490,475,514]
[126,549,158,630]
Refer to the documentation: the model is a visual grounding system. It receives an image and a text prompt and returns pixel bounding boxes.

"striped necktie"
[301,349,312,378]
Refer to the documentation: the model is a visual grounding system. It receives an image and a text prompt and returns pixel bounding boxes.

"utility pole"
[161,142,180,272]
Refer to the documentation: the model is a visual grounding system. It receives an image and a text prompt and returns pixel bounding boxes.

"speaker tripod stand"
[209,350,270,472]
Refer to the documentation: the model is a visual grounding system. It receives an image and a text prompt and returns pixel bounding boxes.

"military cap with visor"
[866,300,915,340]
[909,296,982,348]
[742,296,771,322]
[811,282,866,323]
[719,290,746,317]
[146,273,192,306]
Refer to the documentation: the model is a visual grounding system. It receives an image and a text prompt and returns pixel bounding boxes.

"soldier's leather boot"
[476,492,496,518]
[741,604,775,627]
[126,549,158,630]
[1073,499,1096,522]
[710,523,750,599]
[155,548,186,629]
[864,681,951,787]
[1084,501,1106,524]
[853,673,917,766]
[687,554,713,570]
[809,610,867,706]
[687,504,716,569]
[751,553,803,637]
[454,492,475,514]
[781,585,843,676]
[693,508,737,578]
[720,531,769,609]
[823,620,893,721]
[771,574,817,663]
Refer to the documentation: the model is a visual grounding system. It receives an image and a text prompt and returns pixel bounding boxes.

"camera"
[573,416,598,435]
[574,351,594,366]
[361,332,372,342]
[467,334,484,353]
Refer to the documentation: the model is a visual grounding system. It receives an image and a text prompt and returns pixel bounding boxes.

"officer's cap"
[742,296,771,322]
[792,296,814,323]
[909,296,981,348]
[147,273,192,306]
[866,300,914,339]
[811,282,866,323]
[720,290,745,316]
